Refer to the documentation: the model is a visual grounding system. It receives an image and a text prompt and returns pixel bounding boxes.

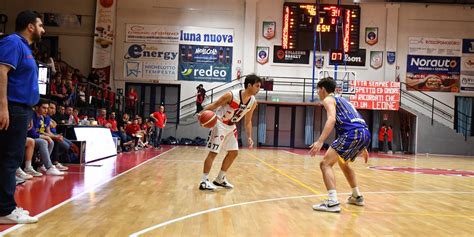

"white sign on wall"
[408,37,462,57]
[126,24,180,44]
[123,43,179,80]
[179,27,234,47]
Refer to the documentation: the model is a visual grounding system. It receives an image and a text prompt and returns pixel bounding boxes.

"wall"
[0,0,95,74]
[113,0,245,101]
[396,3,474,110]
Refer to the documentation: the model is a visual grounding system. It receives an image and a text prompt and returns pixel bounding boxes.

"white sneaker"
[347,195,365,206]
[0,207,38,224]
[213,176,234,189]
[15,176,26,185]
[46,167,65,176]
[312,200,341,213]
[16,207,30,215]
[38,165,47,173]
[54,163,69,171]
[199,179,217,191]
[16,168,33,180]
[24,166,43,177]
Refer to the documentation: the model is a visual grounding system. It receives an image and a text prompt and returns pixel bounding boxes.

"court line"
[246,152,322,195]
[0,147,178,237]
[129,190,474,236]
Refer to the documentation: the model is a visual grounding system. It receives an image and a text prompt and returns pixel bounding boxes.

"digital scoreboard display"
[282,3,360,52]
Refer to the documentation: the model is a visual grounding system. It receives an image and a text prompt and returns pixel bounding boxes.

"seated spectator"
[53,105,67,124]
[27,100,64,176]
[126,118,142,150]
[97,108,107,126]
[65,106,76,125]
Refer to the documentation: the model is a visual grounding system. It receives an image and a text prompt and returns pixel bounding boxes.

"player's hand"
[309,141,323,157]
[0,104,9,130]
[248,137,254,149]
[44,136,53,145]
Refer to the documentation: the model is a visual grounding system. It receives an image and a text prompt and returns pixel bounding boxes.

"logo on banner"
[365,27,378,46]
[370,51,383,69]
[256,46,269,64]
[387,51,396,65]
[124,44,178,60]
[462,39,474,54]
[263,21,276,40]
[125,62,141,77]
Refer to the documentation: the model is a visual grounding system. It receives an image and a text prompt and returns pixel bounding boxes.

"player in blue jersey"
[310,77,370,213]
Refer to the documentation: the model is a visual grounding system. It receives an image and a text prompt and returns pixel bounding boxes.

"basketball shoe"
[199,179,217,191]
[347,195,365,206]
[312,199,341,213]
[213,176,234,189]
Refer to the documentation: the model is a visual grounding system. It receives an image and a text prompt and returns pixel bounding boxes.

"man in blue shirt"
[0,10,45,224]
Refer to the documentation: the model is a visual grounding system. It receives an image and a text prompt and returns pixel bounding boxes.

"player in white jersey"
[199,74,262,191]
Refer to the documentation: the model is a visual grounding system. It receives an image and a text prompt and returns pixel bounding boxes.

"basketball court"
[1,146,472,236]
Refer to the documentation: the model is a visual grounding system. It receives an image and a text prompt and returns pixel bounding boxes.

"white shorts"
[206,120,238,153]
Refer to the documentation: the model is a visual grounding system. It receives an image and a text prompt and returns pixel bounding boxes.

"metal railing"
[400,82,471,140]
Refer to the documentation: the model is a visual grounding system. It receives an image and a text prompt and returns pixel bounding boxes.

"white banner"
[126,24,180,43]
[123,43,179,81]
[91,0,116,83]
[125,25,234,47]
[461,74,474,93]
[179,27,233,47]
[408,37,462,57]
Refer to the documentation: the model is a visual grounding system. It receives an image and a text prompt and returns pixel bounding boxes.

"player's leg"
[338,159,364,206]
[214,128,238,189]
[313,147,341,213]
[200,123,224,191]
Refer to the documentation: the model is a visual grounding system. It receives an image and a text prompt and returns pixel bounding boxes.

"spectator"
[65,106,75,125]
[27,100,64,176]
[53,105,67,124]
[126,118,141,150]
[97,108,107,126]
[126,88,138,115]
[195,84,206,115]
[0,10,44,224]
[150,105,167,149]
[378,123,386,152]
[387,125,393,154]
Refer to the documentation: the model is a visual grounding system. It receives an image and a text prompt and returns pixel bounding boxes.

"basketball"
[199,110,217,128]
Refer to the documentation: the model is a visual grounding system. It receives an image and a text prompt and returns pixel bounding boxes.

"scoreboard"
[282,3,361,52]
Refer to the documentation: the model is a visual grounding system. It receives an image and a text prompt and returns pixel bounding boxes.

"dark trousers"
[195,102,203,114]
[154,126,163,147]
[0,103,32,216]
[378,140,385,152]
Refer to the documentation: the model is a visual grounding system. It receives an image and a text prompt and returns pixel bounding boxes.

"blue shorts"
[331,128,371,162]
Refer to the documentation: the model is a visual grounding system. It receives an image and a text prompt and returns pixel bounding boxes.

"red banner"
[349,81,400,111]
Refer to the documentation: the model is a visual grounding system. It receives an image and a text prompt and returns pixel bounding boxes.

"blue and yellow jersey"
[330,94,368,135]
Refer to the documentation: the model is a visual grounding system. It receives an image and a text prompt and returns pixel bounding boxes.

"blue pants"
[153,126,163,147]
[0,103,32,216]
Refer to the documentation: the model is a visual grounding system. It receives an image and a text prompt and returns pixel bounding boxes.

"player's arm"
[149,113,156,121]
[202,92,232,112]
[309,96,336,156]
[244,102,257,149]
[0,64,11,130]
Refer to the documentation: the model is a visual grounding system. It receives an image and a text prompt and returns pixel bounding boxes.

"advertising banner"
[125,24,180,43]
[406,55,460,92]
[178,44,232,82]
[123,43,179,80]
[408,37,462,56]
[179,27,234,47]
[92,0,116,84]
[273,45,310,64]
[349,81,400,111]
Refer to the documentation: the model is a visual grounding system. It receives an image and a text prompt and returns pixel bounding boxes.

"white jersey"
[216,89,256,125]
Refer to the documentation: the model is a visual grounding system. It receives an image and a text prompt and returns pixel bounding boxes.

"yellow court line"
[245,150,474,219]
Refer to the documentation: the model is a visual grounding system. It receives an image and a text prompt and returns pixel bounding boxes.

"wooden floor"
[3,147,474,236]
